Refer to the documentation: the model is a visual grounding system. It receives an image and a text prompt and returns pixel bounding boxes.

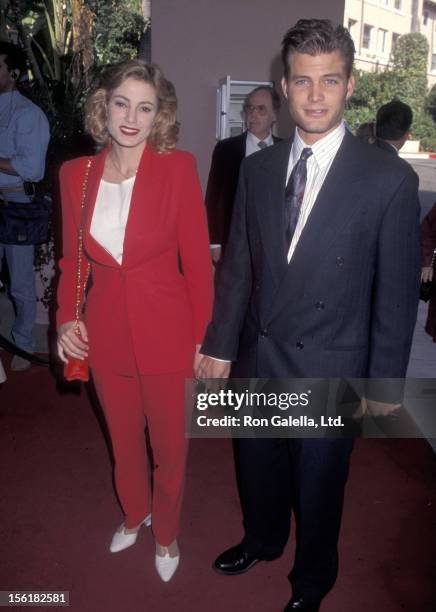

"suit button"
[315,301,325,310]
[336,256,344,266]
[296,340,304,349]
[260,329,269,337]
[255,283,261,291]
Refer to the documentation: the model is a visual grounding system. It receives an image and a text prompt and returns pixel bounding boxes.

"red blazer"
[57,146,213,375]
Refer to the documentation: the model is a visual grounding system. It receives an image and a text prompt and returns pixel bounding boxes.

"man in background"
[0,42,50,370]
[205,85,281,264]
[374,99,412,155]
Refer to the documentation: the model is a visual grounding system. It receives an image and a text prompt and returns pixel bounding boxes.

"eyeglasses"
[243,104,269,116]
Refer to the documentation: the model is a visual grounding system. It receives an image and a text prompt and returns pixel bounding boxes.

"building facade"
[344,0,436,85]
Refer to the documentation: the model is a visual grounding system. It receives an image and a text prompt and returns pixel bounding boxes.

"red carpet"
[0,356,434,612]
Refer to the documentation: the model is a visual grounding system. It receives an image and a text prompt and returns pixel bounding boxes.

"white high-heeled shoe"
[155,545,180,582]
[109,513,151,553]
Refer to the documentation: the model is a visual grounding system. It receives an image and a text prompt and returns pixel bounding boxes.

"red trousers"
[92,368,191,546]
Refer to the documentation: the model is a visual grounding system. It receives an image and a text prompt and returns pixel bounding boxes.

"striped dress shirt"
[286,122,346,263]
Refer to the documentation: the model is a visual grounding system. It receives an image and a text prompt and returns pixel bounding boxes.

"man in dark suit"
[374,99,413,156]
[197,19,420,612]
[205,86,281,264]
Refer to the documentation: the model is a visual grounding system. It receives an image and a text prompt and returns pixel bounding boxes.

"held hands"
[421,266,433,283]
[210,246,222,272]
[57,321,89,364]
[194,354,231,380]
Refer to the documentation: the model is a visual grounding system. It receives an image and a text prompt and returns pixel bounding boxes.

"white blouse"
[90,176,136,264]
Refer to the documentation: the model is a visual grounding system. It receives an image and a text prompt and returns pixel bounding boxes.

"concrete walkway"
[407,301,436,377]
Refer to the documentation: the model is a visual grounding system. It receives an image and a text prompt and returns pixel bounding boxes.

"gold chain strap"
[74,158,92,329]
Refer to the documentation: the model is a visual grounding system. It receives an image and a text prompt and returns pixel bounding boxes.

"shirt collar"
[247,129,274,148]
[0,91,16,104]
[386,140,399,154]
[292,122,346,170]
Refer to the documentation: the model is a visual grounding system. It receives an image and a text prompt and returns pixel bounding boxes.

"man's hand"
[195,355,231,379]
[0,158,19,176]
[421,266,433,283]
[354,397,401,418]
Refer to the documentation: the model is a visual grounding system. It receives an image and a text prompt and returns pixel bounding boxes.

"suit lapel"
[237,132,247,161]
[255,139,293,285]
[83,146,118,266]
[121,146,154,268]
[270,131,367,312]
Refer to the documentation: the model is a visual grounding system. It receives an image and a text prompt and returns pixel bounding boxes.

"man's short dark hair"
[281,19,355,79]
[0,41,27,77]
[246,85,281,111]
[375,100,413,140]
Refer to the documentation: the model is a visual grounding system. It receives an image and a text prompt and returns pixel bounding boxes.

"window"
[431,53,436,72]
[394,0,402,9]
[378,29,388,54]
[362,24,373,50]
[424,11,429,26]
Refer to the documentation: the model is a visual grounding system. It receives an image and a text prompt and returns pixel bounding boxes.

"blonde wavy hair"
[84,60,179,153]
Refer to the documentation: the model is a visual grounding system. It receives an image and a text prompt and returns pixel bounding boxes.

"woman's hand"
[421,266,433,283]
[57,321,89,364]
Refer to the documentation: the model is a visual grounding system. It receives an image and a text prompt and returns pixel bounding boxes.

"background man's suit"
[202,131,421,600]
[205,131,281,246]
[374,138,398,156]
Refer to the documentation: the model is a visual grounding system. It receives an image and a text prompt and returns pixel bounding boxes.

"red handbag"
[63,159,92,382]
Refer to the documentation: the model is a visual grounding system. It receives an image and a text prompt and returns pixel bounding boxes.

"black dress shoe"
[213,543,262,575]
[284,597,321,611]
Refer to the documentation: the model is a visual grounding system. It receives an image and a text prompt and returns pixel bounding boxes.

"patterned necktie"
[284,147,313,252]
[257,140,267,150]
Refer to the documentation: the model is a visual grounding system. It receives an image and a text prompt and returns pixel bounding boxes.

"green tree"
[1,0,148,170]
[88,0,146,65]
[386,32,428,115]
[425,84,436,122]
[346,32,436,150]
[345,69,383,127]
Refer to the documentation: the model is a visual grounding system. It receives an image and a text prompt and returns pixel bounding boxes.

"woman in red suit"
[56,60,213,581]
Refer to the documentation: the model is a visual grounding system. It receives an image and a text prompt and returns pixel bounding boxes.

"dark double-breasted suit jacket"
[202,131,421,380]
[205,131,281,246]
